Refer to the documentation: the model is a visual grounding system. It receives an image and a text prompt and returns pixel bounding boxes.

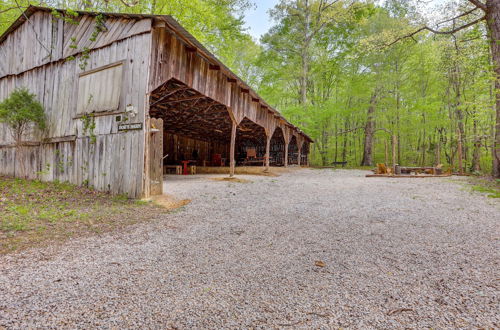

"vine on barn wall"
[52,10,107,71]
[81,113,96,144]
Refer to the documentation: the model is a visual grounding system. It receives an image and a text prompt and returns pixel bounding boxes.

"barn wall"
[0,12,151,197]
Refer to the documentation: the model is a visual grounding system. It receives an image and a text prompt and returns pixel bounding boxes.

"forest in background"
[1,0,498,175]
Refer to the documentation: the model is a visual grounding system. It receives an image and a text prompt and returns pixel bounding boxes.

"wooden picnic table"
[398,166,442,175]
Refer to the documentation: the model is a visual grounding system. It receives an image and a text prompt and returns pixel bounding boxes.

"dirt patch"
[149,194,191,210]
[209,177,252,183]
[196,166,300,176]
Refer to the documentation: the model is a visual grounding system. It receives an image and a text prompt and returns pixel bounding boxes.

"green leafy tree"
[0,87,46,143]
[0,88,46,177]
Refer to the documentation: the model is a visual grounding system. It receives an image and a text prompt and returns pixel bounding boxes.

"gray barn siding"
[0,11,151,197]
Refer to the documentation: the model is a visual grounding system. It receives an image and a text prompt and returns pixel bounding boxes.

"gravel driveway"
[1,169,498,329]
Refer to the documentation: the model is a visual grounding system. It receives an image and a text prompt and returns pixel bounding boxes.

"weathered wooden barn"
[0,6,312,198]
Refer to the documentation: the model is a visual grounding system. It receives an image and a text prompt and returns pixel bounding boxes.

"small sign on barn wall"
[118,123,143,131]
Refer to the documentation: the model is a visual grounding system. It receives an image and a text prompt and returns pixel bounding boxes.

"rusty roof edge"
[0,5,313,143]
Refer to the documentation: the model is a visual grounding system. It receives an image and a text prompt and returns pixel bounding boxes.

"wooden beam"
[209,64,221,70]
[153,19,166,28]
[150,87,189,106]
[265,135,271,172]
[230,121,236,177]
[241,88,249,94]
[227,77,237,83]
[252,97,259,102]
[185,46,197,52]
[161,95,206,104]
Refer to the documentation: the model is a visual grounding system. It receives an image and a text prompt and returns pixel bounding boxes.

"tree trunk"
[457,128,464,174]
[392,135,397,174]
[436,134,441,166]
[486,0,500,177]
[300,50,308,106]
[299,0,310,107]
[471,120,482,172]
[361,91,378,166]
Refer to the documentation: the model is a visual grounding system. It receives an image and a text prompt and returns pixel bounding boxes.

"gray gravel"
[1,169,499,329]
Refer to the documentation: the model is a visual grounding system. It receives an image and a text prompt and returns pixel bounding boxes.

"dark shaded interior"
[150,79,286,167]
[270,127,286,166]
[288,136,299,165]
[301,141,310,165]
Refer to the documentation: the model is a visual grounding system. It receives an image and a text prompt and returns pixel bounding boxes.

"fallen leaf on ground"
[315,261,326,267]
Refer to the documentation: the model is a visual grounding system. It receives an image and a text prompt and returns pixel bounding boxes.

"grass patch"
[463,176,500,199]
[471,185,500,198]
[0,176,166,254]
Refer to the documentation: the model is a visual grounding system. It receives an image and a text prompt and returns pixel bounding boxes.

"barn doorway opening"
[300,141,310,166]
[235,117,267,166]
[148,79,233,185]
[270,127,286,166]
[288,136,299,165]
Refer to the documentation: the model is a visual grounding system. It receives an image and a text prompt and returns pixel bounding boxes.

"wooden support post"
[392,134,397,175]
[298,147,302,166]
[143,116,151,198]
[284,142,289,167]
[265,135,271,172]
[229,121,236,177]
[457,129,463,174]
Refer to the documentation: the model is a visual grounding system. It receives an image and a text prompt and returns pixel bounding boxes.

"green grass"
[463,176,500,199]
[0,176,164,254]
[470,185,500,198]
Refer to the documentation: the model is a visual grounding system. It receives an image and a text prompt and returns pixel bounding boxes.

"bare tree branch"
[387,15,486,47]
[119,0,139,7]
[436,6,482,27]
[0,6,20,14]
[467,0,487,11]
[336,126,364,135]
[12,0,52,57]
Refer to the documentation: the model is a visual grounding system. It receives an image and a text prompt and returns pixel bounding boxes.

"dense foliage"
[0,0,497,175]
[0,88,46,143]
[257,0,496,174]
